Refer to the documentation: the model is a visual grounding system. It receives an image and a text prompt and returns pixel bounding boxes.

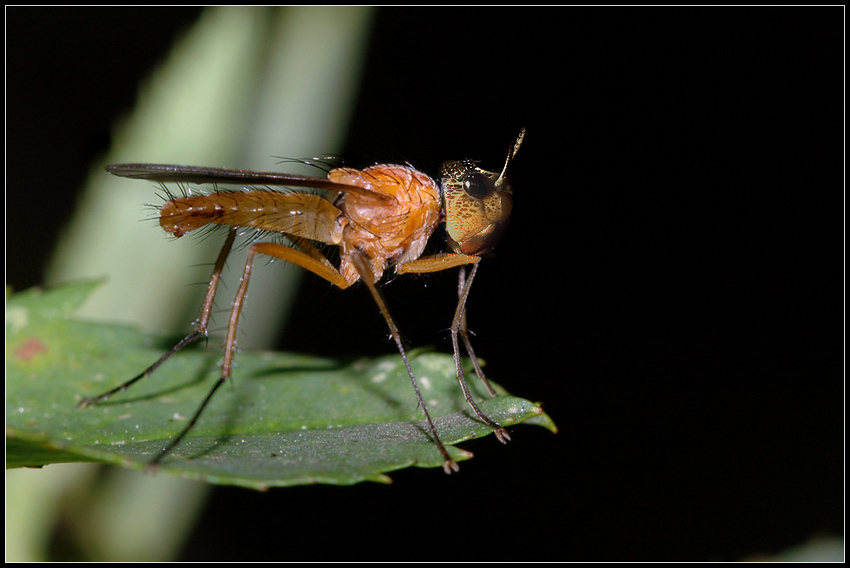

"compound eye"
[463,172,492,199]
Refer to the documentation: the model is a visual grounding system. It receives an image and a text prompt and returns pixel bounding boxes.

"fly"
[78,128,526,474]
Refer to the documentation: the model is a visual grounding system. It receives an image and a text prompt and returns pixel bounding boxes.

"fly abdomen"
[159,193,232,237]
[160,191,345,244]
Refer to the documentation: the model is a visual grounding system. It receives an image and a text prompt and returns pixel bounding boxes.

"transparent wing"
[106,163,392,202]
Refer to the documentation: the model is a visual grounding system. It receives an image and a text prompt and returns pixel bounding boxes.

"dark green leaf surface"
[6,281,556,489]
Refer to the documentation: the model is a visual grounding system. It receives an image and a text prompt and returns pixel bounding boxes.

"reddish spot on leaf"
[15,337,48,361]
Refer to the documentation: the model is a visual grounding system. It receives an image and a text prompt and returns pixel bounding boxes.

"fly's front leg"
[451,263,510,444]
[77,227,238,410]
[457,266,497,397]
[351,252,459,474]
[397,254,509,443]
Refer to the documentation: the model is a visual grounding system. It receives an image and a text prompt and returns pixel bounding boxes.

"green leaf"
[6,281,556,489]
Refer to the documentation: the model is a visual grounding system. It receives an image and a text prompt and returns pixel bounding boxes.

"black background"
[7,7,842,561]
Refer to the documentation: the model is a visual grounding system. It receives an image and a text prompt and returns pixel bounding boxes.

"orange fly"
[79,128,525,474]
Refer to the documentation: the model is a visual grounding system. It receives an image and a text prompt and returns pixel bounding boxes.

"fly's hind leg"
[77,227,238,410]
[155,240,465,469]
[143,239,354,464]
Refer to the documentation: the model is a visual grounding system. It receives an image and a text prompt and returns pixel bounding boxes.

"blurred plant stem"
[8,6,373,560]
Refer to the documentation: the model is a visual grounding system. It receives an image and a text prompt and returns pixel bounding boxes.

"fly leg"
[173,243,461,473]
[144,234,261,464]
[457,266,497,397]
[77,227,237,411]
[397,254,510,444]
[142,240,354,464]
[450,262,510,443]
[351,252,459,474]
